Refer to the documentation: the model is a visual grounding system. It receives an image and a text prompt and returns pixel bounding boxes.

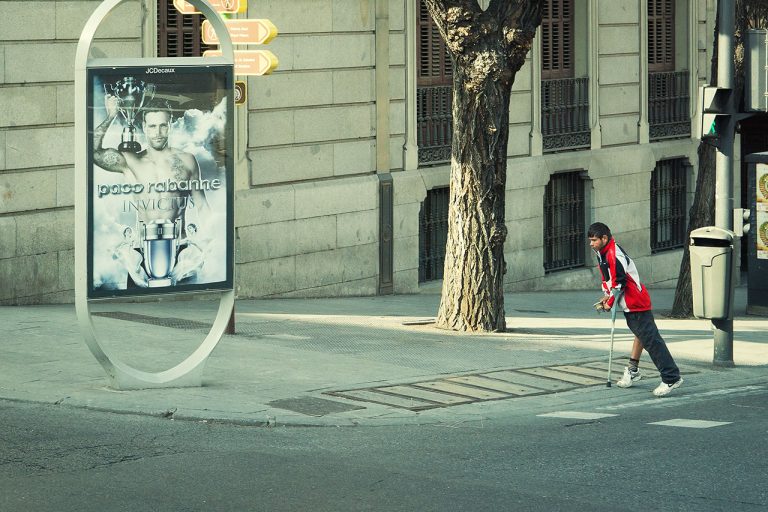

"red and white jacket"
[596,238,652,312]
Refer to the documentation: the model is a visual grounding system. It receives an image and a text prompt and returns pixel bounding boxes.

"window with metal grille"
[540,0,590,152]
[648,0,688,140]
[541,0,574,79]
[648,70,690,140]
[157,0,213,57]
[419,187,450,282]
[417,1,453,164]
[648,0,674,72]
[650,158,687,252]
[544,172,585,272]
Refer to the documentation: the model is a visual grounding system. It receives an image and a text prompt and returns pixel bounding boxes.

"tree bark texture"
[424,1,541,332]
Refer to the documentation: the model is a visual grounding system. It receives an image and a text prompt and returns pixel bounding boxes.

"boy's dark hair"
[587,222,612,239]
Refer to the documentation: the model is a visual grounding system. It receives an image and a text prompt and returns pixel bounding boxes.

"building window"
[416,1,453,164]
[647,0,689,140]
[648,0,674,73]
[544,171,585,272]
[157,0,213,57]
[648,70,690,140]
[541,0,574,80]
[651,158,687,252]
[541,0,590,153]
[419,187,450,282]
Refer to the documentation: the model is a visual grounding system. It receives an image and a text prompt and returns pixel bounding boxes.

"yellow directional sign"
[204,49,279,76]
[202,19,278,46]
[173,0,245,15]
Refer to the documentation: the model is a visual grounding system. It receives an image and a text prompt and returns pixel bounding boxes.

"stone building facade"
[0,0,718,304]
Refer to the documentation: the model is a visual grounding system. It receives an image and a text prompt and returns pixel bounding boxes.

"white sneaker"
[653,378,683,397]
[616,367,641,388]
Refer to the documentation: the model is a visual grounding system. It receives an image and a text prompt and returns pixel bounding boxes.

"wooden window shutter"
[648,0,674,72]
[541,0,574,79]
[156,0,213,57]
[417,1,453,87]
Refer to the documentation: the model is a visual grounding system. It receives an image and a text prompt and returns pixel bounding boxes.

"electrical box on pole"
[699,85,732,139]
[745,29,768,112]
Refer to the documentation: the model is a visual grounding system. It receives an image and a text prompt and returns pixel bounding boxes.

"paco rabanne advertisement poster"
[757,164,768,260]
[86,64,234,298]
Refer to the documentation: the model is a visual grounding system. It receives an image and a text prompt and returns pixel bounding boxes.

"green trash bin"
[689,226,734,319]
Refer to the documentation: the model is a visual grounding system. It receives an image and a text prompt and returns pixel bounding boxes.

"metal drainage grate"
[267,397,366,417]
[92,311,212,330]
[326,359,699,411]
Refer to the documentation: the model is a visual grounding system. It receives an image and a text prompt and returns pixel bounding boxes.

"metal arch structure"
[74,0,235,389]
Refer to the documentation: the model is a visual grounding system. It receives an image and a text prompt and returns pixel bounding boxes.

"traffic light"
[700,86,732,139]
[733,207,751,237]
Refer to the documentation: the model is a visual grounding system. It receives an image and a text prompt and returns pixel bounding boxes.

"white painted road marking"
[598,385,767,410]
[537,411,619,420]
[649,419,732,429]
[538,411,735,429]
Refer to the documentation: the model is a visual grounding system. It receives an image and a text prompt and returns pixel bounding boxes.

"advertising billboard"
[757,163,768,260]
[87,64,234,298]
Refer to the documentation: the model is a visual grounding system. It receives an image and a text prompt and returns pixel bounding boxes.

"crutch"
[606,289,623,388]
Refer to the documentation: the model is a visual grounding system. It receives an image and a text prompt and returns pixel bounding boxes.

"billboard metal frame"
[74,0,235,389]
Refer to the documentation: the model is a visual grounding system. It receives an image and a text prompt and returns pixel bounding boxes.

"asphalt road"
[1,385,766,512]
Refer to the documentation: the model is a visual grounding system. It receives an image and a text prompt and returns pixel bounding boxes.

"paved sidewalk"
[1,287,765,426]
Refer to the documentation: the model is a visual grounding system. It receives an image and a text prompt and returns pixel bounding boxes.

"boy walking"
[588,222,683,396]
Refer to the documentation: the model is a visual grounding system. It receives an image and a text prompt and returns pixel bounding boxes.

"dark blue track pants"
[624,310,681,384]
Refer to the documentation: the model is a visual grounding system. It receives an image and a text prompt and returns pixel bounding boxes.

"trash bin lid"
[690,226,734,242]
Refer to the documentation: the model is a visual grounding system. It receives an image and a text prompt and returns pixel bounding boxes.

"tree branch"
[489,0,542,65]
[423,0,482,56]
[488,0,543,34]
[488,0,514,19]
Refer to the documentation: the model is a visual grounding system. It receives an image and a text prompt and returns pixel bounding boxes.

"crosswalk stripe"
[537,411,619,420]
[537,413,733,428]
[649,419,732,429]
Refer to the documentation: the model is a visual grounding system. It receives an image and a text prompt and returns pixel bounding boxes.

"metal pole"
[713,0,735,367]
[225,306,235,335]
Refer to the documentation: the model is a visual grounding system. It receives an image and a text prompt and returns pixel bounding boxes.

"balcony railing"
[417,85,453,164]
[649,71,690,141]
[542,77,590,153]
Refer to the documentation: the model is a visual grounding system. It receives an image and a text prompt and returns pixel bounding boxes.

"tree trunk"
[671,142,717,316]
[424,1,541,332]
[436,48,512,332]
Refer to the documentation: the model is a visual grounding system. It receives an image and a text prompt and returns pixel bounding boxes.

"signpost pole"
[713,0,736,367]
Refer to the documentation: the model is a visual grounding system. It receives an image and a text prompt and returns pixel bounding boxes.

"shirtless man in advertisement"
[93,95,210,222]
[93,93,216,288]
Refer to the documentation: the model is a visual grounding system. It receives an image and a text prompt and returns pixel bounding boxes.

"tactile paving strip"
[326,359,699,411]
